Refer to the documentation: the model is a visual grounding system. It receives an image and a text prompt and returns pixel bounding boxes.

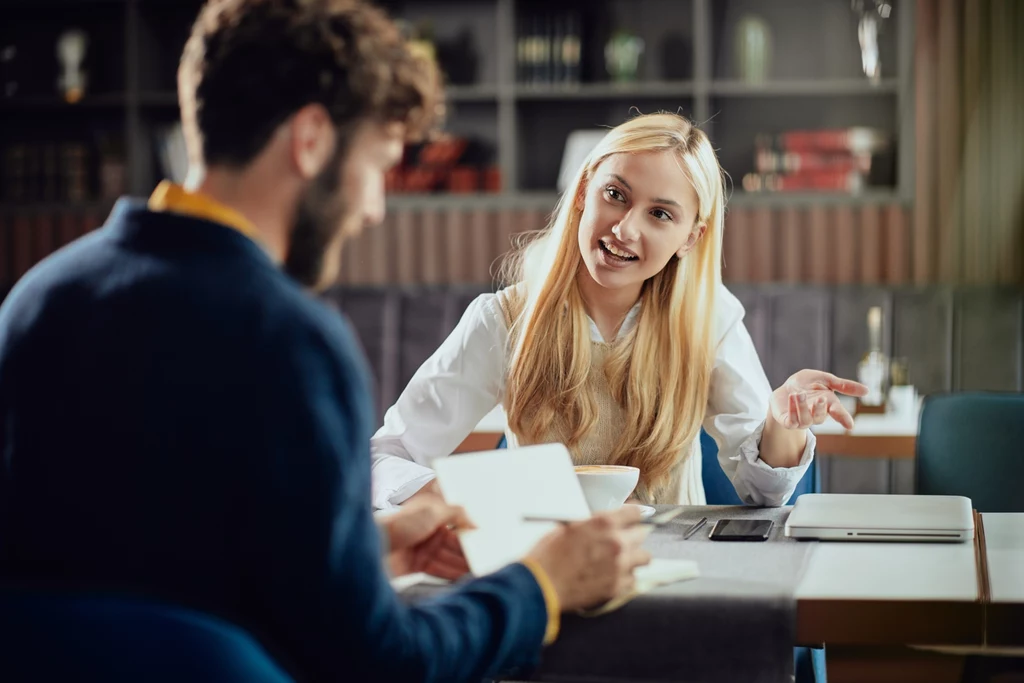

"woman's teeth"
[601,240,637,261]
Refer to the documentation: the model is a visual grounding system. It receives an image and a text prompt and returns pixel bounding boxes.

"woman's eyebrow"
[610,173,633,191]
[610,173,682,207]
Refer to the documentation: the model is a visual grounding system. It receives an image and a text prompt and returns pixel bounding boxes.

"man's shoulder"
[270,287,363,365]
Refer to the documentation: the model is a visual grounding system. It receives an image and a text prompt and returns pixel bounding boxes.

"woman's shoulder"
[493,283,527,330]
[458,287,519,334]
[713,283,747,340]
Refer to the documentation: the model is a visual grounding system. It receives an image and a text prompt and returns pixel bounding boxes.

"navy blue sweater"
[0,201,547,682]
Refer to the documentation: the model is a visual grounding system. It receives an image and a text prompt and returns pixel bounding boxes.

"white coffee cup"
[574,465,640,512]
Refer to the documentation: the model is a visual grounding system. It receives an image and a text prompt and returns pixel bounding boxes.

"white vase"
[734,15,772,83]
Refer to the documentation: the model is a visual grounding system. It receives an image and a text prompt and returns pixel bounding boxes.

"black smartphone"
[708,518,773,542]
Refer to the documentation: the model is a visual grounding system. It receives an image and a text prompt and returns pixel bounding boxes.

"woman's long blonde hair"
[501,112,725,496]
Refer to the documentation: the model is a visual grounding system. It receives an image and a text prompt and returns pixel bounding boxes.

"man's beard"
[284,148,348,289]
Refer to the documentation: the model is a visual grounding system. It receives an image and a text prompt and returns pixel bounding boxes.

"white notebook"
[432,444,698,603]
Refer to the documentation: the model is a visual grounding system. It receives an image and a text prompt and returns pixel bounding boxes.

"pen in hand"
[523,507,686,527]
[683,516,708,540]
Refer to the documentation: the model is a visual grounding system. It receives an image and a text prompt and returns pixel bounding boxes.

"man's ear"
[290,104,336,180]
[676,223,707,258]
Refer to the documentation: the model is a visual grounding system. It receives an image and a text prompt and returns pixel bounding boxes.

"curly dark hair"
[178,0,442,167]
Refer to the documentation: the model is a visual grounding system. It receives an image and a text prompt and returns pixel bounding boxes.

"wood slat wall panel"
[807,205,830,285]
[884,205,911,285]
[834,206,858,285]
[328,203,921,287]
[859,205,882,285]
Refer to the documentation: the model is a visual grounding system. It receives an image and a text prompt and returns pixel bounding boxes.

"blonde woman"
[370,112,865,510]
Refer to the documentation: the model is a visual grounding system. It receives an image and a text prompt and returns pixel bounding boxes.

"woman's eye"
[605,187,625,202]
[651,208,673,222]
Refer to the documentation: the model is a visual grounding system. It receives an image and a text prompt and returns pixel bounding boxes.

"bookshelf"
[0,0,916,290]
[0,0,915,207]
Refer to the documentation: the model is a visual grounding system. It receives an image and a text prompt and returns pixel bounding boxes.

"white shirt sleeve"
[703,286,816,507]
[369,294,509,509]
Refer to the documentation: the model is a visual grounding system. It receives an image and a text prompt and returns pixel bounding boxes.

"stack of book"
[516,12,582,86]
[386,136,500,195]
[2,142,92,203]
[742,127,892,194]
[0,209,107,290]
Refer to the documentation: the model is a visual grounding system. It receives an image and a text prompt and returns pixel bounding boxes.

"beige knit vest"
[496,288,705,505]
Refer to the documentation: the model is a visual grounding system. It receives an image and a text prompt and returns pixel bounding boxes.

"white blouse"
[369,285,815,510]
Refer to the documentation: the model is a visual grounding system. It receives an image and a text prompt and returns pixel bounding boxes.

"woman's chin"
[582,258,644,292]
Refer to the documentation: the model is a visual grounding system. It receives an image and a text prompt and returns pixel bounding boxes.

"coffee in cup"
[574,464,640,512]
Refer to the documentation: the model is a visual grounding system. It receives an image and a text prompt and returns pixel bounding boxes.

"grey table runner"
[398,505,814,683]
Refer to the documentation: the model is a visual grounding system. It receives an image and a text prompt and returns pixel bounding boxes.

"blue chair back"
[0,591,294,683]
[700,429,819,505]
[917,392,1024,512]
[495,429,819,504]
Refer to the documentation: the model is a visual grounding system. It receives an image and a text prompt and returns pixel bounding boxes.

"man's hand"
[402,478,445,506]
[380,496,472,581]
[525,505,652,611]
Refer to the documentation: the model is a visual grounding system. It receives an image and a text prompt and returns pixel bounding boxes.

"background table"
[462,406,920,462]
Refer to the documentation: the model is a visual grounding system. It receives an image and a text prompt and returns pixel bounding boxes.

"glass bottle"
[857,306,889,407]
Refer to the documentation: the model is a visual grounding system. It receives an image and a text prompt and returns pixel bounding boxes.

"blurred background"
[0,0,1021,494]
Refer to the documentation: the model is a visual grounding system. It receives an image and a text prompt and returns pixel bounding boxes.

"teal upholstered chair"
[0,591,293,683]
[917,392,1024,512]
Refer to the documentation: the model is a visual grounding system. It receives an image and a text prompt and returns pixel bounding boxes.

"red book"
[743,171,864,193]
[761,128,890,154]
[755,149,872,174]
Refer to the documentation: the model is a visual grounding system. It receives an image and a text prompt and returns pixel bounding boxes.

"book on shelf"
[1,141,94,203]
[755,128,891,154]
[745,127,894,194]
[516,11,581,86]
[742,170,865,193]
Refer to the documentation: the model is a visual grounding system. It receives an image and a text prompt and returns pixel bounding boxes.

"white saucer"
[626,503,657,519]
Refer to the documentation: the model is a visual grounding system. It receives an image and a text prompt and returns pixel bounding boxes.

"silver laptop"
[785,493,974,542]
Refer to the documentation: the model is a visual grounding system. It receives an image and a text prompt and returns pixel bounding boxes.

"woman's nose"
[612,211,640,243]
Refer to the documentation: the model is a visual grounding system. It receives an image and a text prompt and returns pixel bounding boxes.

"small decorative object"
[857,306,889,409]
[851,0,892,83]
[734,14,772,83]
[56,29,88,103]
[604,31,644,82]
[887,358,917,418]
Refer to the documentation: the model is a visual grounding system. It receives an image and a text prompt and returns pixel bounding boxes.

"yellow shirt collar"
[148,181,261,242]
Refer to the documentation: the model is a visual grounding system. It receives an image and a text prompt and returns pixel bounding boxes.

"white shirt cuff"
[371,455,438,510]
[731,420,816,507]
